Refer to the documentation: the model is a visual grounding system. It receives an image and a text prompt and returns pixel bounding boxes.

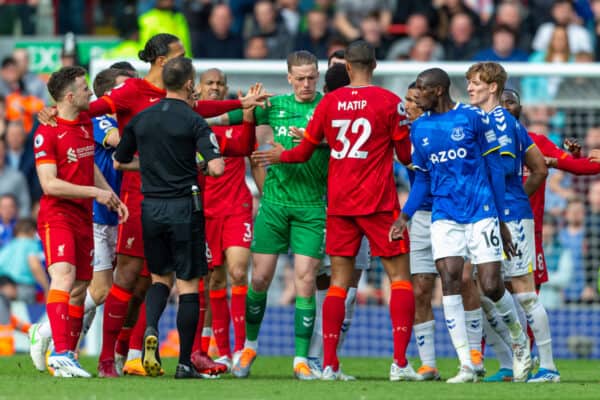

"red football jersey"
[203,125,253,218]
[34,114,95,222]
[90,78,167,193]
[304,85,409,216]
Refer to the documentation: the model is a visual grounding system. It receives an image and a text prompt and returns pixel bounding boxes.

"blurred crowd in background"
[1,0,600,310]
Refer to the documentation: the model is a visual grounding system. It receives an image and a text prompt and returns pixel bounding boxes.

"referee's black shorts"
[141,197,207,280]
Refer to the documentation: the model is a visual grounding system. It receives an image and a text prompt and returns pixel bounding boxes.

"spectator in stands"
[473,24,529,62]
[56,0,85,34]
[294,9,331,59]
[443,12,481,60]
[539,213,573,309]
[591,0,600,61]
[434,0,481,42]
[193,4,244,59]
[0,0,37,35]
[0,218,47,303]
[248,0,293,59]
[4,121,40,204]
[245,35,269,59]
[0,96,6,139]
[182,0,213,39]
[11,49,48,105]
[0,57,20,99]
[0,57,44,134]
[392,0,436,25]
[583,180,600,302]
[491,0,533,53]
[0,275,17,355]
[407,34,444,61]
[556,51,600,99]
[386,12,443,60]
[358,12,390,60]
[463,0,494,25]
[561,197,586,302]
[139,0,192,56]
[0,142,30,220]
[326,35,348,58]
[278,0,301,36]
[522,25,573,104]
[103,4,141,60]
[334,0,392,42]
[0,194,18,249]
[532,0,593,54]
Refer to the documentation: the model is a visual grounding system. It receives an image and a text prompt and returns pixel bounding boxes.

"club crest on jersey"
[451,127,465,141]
[34,134,44,148]
[66,148,77,163]
[421,137,429,146]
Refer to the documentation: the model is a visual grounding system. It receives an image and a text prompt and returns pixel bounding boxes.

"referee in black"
[113,57,224,379]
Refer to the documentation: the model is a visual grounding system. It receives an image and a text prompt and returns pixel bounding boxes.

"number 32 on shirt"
[331,118,371,159]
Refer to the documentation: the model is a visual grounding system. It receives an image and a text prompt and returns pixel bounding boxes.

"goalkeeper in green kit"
[208,50,328,380]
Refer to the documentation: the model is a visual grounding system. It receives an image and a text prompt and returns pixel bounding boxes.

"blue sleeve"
[518,122,535,155]
[93,116,119,148]
[484,149,507,222]
[402,170,430,218]
[473,111,501,156]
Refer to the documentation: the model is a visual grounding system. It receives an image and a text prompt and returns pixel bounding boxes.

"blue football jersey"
[489,106,534,221]
[410,103,500,224]
[92,115,122,226]
[408,119,432,212]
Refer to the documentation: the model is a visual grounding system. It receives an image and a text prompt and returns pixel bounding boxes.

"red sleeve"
[390,96,410,141]
[556,156,600,175]
[303,96,327,145]
[394,136,411,165]
[219,121,256,157]
[88,97,113,117]
[33,126,56,165]
[280,138,318,163]
[194,99,242,118]
[532,133,569,159]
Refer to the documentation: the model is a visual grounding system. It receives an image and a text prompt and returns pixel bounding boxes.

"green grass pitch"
[1,355,599,400]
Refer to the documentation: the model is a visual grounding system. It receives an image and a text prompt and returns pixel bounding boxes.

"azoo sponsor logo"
[429,148,467,164]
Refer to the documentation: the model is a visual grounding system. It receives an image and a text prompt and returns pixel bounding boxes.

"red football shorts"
[533,230,548,286]
[116,190,145,259]
[326,211,409,258]
[39,218,93,281]
[205,212,253,268]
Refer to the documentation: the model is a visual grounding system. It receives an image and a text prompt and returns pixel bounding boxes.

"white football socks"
[414,320,436,368]
[442,295,472,368]
[516,291,556,371]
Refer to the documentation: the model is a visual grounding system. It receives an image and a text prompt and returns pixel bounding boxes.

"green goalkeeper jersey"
[229,93,328,207]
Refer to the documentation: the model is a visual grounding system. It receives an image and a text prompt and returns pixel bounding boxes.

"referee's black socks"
[177,293,199,367]
[146,282,170,331]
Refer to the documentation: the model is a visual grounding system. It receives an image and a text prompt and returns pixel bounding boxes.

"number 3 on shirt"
[331,118,371,159]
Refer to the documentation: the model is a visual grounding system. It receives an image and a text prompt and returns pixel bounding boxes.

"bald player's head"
[197,68,228,100]
[415,68,451,111]
[417,68,450,92]
[345,40,376,71]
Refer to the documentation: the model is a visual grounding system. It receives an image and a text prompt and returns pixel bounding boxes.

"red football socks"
[210,289,231,357]
[322,286,347,371]
[231,285,247,352]
[100,284,132,361]
[67,304,84,351]
[390,280,415,367]
[47,289,70,353]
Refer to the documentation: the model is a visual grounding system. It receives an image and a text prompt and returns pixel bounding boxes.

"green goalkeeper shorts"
[251,200,325,259]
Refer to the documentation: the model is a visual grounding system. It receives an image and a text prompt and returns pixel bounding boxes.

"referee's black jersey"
[114,98,221,198]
